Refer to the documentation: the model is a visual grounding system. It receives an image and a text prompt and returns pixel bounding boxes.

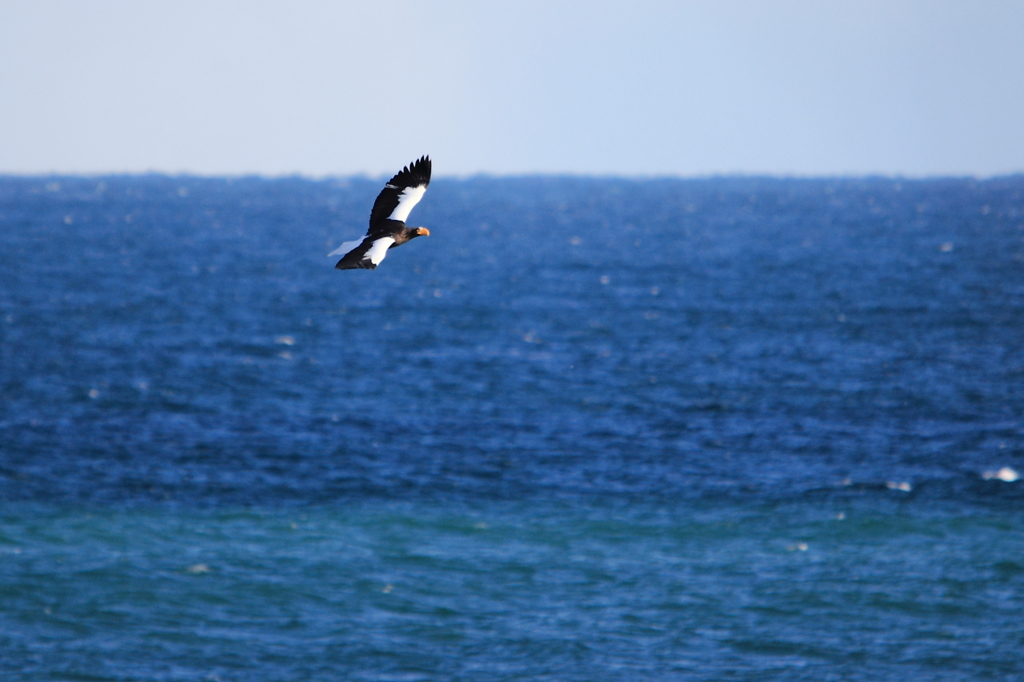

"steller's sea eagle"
[329,156,432,270]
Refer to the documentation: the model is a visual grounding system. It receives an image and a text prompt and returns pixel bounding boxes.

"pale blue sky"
[2,0,1022,177]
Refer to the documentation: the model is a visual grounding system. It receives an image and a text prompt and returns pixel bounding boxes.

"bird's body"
[329,156,432,270]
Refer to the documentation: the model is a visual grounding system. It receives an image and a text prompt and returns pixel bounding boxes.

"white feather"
[365,237,395,265]
[327,238,363,257]
[388,185,427,223]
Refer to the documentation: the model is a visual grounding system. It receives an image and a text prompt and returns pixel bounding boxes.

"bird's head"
[412,227,430,238]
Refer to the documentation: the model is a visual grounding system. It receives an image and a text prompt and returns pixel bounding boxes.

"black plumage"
[330,156,432,270]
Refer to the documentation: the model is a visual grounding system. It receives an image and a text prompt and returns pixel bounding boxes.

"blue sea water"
[1,174,1023,680]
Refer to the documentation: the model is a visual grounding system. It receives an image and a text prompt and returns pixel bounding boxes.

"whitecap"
[982,467,1020,483]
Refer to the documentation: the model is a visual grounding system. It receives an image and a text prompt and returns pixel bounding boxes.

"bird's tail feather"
[328,238,363,257]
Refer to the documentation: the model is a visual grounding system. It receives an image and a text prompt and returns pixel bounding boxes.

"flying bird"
[329,155,432,270]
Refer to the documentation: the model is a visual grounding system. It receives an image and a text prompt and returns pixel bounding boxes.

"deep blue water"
[1,174,1023,680]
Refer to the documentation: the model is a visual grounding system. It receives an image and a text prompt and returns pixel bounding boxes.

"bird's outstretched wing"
[368,156,431,234]
[331,236,396,270]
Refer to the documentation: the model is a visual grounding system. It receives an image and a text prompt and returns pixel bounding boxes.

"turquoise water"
[2,174,1023,679]
[3,499,1023,680]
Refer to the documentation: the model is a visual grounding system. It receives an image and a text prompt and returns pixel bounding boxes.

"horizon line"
[2,169,1022,182]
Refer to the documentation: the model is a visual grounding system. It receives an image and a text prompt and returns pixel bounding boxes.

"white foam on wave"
[982,467,1020,482]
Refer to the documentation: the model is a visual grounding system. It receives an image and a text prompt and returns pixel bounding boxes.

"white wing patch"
[365,237,395,265]
[388,185,427,223]
[327,238,364,257]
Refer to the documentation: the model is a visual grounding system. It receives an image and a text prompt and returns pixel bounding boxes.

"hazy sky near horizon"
[2,1,1022,177]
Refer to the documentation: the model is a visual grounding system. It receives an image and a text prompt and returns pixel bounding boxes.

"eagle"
[329,155,432,270]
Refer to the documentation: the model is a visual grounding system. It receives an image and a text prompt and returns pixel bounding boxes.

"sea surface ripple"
[1,174,1023,680]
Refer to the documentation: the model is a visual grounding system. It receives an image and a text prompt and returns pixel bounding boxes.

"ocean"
[1,174,1022,680]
